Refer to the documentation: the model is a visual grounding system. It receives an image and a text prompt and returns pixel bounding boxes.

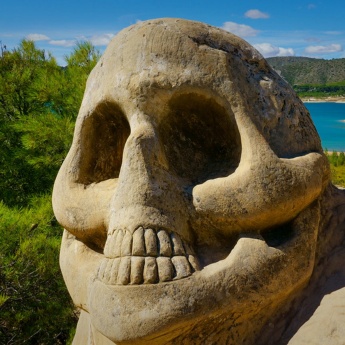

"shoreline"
[325,151,344,155]
[301,96,345,103]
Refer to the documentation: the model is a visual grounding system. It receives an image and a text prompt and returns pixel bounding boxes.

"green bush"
[325,150,345,168]
[0,196,77,344]
[324,150,345,187]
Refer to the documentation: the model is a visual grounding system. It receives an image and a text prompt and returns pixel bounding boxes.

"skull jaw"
[61,200,320,344]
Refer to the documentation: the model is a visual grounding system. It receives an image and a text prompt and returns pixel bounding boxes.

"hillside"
[266,56,345,85]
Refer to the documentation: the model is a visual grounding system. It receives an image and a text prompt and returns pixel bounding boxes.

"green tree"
[0,40,99,206]
[0,39,58,119]
[0,39,101,344]
[0,40,62,206]
[61,41,101,117]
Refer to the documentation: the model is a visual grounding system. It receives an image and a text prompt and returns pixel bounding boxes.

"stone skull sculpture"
[53,19,330,344]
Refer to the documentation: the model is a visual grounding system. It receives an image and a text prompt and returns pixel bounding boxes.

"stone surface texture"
[52,18,345,345]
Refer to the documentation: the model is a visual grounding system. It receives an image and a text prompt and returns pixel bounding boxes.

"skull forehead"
[98,19,248,85]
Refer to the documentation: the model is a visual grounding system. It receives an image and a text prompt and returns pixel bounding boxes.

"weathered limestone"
[289,288,345,345]
[258,185,345,345]
[52,18,345,345]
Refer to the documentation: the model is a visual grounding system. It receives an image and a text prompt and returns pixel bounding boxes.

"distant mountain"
[266,56,345,85]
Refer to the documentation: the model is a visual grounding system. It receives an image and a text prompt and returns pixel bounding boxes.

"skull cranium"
[53,19,330,344]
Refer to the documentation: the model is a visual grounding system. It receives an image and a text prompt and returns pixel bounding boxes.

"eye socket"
[76,102,130,184]
[161,93,241,184]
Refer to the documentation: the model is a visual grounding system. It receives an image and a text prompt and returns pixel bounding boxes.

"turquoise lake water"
[305,102,345,152]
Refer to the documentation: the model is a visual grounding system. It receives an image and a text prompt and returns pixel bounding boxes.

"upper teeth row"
[104,227,194,258]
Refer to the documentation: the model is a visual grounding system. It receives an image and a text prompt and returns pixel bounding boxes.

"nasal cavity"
[75,101,130,185]
[159,93,241,184]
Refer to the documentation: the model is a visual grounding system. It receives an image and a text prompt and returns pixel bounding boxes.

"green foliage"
[0,39,100,344]
[0,114,75,207]
[266,57,345,98]
[0,40,99,207]
[13,113,74,191]
[65,41,100,70]
[61,41,101,116]
[293,83,345,98]
[325,150,345,167]
[0,40,58,119]
[0,196,77,344]
[338,152,345,166]
[324,151,345,187]
[329,165,345,187]
[267,56,345,86]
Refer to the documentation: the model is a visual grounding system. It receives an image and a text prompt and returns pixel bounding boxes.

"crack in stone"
[188,34,234,55]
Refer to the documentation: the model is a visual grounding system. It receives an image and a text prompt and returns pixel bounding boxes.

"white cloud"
[245,9,269,19]
[47,33,115,49]
[49,40,76,47]
[89,33,114,46]
[254,43,295,58]
[278,47,295,56]
[26,33,50,41]
[305,44,343,54]
[222,22,259,37]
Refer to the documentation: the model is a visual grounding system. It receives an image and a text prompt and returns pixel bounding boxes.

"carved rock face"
[53,19,330,344]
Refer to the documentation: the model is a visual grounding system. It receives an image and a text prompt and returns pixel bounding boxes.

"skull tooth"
[156,256,174,282]
[108,228,116,236]
[103,230,117,257]
[183,242,195,256]
[187,255,201,272]
[103,235,111,256]
[130,256,145,284]
[98,258,109,280]
[132,227,145,256]
[103,258,114,283]
[108,258,121,285]
[117,257,131,285]
[121,230,133,256]
[171,256,192,280]
[157,229,172,257]
[143,257,158,284]
[170,232,185,256]
[145,228,158,256]
[114,229,124,258]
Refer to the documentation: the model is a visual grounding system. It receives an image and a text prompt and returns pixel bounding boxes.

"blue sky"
[1,0,345,65]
